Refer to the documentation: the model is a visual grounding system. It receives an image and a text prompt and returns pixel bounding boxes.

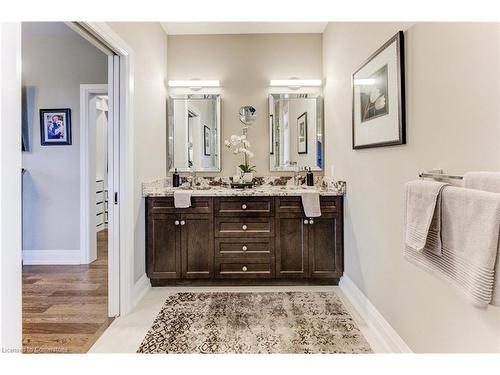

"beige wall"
[108,23,168,282]
[167,34,323,176]
[323,22,500,352]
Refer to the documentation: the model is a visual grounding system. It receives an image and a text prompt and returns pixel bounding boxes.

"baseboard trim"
[339,275,412,353]
[22,249,83,265]
[133,273,151,307]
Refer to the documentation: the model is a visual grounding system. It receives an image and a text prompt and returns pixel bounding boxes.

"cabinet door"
[308,214,343,278]
[180,214,214,279]
[275,213,308,278]
[147,213,181,279]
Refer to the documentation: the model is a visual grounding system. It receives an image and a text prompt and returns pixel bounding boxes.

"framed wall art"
[352,31,406,149]
[40,108,72,146]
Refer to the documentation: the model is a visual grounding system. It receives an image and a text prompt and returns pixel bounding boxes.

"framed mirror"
[167,94,221,172]
[269,93,323,171]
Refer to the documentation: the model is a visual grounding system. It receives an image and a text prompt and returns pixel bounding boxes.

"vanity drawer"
[276,196,341,214]
[215,258,274,279]
[215,197,273,216]
[147,197,212,214]
[215,238,274,258]
[215,217,274,237]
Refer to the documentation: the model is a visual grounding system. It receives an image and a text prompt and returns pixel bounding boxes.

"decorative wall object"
[203,125,210,156]
[39,108,72,146]
[22,86,36,152]
[352,31,406,149]
[297,112,308,154]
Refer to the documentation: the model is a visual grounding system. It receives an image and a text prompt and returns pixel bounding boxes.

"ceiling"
[161,22,328,35]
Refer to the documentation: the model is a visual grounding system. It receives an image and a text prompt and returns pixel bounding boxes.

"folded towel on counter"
[463,171,500,194]
[301,190,321,218]
[404,186,500,307]
[173,189,192,208]
[405,180,449,256]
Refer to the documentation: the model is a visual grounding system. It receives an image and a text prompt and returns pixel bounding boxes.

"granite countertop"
[142,177,346,197]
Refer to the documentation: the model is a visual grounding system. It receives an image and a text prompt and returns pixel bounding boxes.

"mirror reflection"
[167,94,221,172]
[269,93,323,171]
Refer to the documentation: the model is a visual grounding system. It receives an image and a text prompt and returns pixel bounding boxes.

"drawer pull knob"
[309,219,314,225]
[242,266,248,272]
[180,220,185,226]
[242,225,248,230]
[174,220,180,226]
[242,245,248,251]
[303,219,309,225]
[242,204,247,210]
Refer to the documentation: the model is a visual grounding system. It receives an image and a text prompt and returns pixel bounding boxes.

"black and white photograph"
[352,31,406,149]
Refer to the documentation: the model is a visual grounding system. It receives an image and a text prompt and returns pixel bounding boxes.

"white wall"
[167,33,323,176]
[323,22,500,352]
[0,22,22,352]
[107,23,168,282]
[21,23,107,260]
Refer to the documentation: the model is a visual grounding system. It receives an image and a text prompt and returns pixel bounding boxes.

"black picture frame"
[40,108,72,146]
[297,112,308,154]
[352,30,406,149]
[269,114,274,155]
[203,125,210,156]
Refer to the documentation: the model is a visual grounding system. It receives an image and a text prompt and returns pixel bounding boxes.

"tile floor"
[90,285,386,353]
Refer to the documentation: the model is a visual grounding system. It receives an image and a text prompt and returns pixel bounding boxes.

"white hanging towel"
[404,186,500,307]
[173,190,192,208]
[301,190,321,218]
[463,171,500,194]
[405,180,449,256]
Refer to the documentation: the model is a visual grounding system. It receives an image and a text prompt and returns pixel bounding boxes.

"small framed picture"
[203,125,210,156]
[352,31,406,149]
[297,112,308,154]
[40,108,72,146]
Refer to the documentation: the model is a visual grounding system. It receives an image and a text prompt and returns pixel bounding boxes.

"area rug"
[137,292,372,354]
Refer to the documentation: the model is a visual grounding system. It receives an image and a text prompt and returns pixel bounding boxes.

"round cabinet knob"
[242,225,248,231]
[241,204,247,210]
[242,266,248,272]
[309,219,314,225]
[180,220,185,226]
[303,219,309,225]
[174,220,180,226]
[242,245,248,251]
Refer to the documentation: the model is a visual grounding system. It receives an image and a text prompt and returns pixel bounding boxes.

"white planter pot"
[242,172,254,183]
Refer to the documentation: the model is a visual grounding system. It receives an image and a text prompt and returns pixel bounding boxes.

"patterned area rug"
[137,292,372,354]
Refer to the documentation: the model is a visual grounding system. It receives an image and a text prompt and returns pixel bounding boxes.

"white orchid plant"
[362,87,386,121]
[224,134,256,173]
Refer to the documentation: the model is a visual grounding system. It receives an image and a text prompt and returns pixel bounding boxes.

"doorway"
[1,21,135,353]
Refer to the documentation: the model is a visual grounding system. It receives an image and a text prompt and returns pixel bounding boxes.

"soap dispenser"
[306,167,314,186]
[172,168,180,187]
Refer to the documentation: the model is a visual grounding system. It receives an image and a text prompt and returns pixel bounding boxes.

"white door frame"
[74,22,136,317]
[80,84,108,267]
[0,22,22,352]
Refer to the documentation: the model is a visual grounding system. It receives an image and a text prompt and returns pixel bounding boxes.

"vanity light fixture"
[168,80,220,90]
[270,79,322,88]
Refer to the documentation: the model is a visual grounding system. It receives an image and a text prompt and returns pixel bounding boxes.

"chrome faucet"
[190,170,197,188]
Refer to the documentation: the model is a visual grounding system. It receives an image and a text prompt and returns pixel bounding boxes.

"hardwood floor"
[22,230,113,353]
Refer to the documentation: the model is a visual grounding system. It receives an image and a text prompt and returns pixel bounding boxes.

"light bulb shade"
[168,80,220,88]
[270,79,322,87]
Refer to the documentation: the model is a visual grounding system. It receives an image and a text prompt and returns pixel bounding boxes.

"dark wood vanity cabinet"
[146,195,343,285]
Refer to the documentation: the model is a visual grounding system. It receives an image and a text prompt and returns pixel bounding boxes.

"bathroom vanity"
[144,185,344,285]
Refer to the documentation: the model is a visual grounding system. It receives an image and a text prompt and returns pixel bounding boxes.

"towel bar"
[418,170,463,180]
